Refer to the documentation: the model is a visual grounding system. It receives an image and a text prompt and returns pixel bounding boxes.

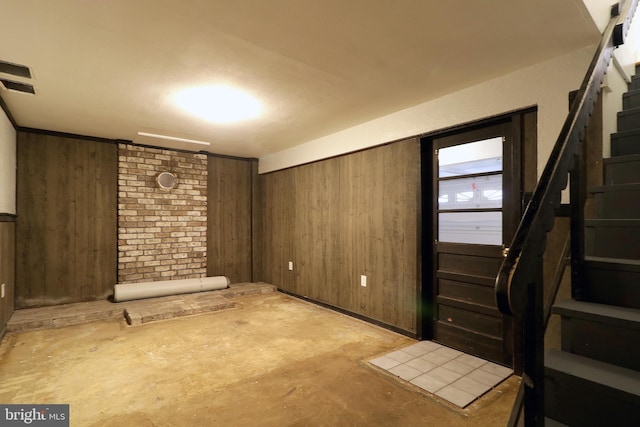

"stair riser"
[585,225,640,259]
[631,75,640,91]
[545,368,640,426]
[582,266,640,309]
[611,131,640,156]
[603,160,640,184]
[561,317,640,371]
[593,191,640,218]
[624,90,640,110]
[618,108,640,132]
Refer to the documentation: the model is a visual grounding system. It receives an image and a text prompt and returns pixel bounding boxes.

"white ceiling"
[0,0,599,158]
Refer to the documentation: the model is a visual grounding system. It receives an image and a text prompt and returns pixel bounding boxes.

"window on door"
[437,136,503,245]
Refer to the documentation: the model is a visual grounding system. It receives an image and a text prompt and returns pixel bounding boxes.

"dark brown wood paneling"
[207,156,253,283]
[338,140,420,332]
[257,137,420,334]
[260,168,296,292]
[340,146,386,320]
[0,221,15,334]
[523,110,538,195]
[251,159,261,282]
[16,132,117,307]
[294,159,340,303]
[383,140,420,329]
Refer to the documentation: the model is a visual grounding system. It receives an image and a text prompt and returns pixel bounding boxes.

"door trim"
[419,108,536,372]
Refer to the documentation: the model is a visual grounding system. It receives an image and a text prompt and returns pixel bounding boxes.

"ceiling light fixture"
[173,85,262,124]
[137,132,211,146]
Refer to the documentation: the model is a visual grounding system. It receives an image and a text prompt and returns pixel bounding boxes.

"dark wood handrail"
[495,0,638,317]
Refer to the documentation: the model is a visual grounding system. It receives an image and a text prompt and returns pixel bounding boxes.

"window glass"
[438,211,502,245]
[437,136,503,245]
[438,137,502,177]
[438,174,502,210]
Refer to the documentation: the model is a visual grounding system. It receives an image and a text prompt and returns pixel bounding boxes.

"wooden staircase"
[544,64,640,426]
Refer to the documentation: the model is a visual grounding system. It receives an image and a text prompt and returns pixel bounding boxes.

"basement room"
[1,1,640,426]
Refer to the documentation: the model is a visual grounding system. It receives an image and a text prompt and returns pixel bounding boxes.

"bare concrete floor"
[0,292,518,426]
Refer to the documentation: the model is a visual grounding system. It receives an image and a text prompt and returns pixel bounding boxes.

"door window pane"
[438,174,502,210]
[438,137,503,177]
[438,211,502,245]
[437,136,503,245]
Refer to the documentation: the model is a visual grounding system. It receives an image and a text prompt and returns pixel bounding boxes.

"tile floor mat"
[370,341,513,408]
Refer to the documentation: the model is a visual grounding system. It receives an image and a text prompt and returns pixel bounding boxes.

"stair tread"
[544,418,569,427]
[612,128,640,137]
[552,299,640,329]
[546,350,640,398]
[585,256,640,268]
[619,106,640,115]
[603,153,640,164]
[589,182,640,192]
[585,218,640,226]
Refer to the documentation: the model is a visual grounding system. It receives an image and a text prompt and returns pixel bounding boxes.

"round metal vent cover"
[157,171,177,189]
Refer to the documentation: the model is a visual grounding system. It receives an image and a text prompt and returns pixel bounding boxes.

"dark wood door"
[430,121,520,366]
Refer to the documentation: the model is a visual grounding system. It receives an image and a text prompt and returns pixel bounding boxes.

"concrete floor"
[0,292,518,426]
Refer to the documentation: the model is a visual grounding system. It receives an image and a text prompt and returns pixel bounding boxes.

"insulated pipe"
[113,276,230,302]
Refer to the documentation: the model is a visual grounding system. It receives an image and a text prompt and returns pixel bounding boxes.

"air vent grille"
[0,79,35,95]
[0,60,31,78]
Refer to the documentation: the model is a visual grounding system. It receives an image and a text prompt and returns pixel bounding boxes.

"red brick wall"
[117,144,207,283]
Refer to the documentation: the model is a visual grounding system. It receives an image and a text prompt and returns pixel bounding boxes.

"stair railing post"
[523,256,545,427]
[570,140,587,300]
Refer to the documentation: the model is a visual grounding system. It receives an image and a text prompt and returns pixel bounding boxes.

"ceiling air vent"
[0,78,35,95]
[0,60,32,78]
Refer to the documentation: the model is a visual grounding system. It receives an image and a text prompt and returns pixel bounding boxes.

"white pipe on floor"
[113,276,230,302]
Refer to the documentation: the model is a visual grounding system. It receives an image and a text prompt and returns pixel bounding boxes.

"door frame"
[418,108,537,372]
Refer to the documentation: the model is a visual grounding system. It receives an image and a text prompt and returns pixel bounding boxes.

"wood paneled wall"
[207,156,254,283]
[0,219,15,335]
[16,132,117,307]
[257,138,421,334]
